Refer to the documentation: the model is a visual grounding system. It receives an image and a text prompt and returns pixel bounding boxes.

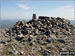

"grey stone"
[38,40,47,45]
[46,38,56,43]
[42,50,50,55]
[28,37,33,41]
[44,30,51,35]
[15,33,24,41]
[0,40,5,44]
[8,50,14,54]
[58,39,65,43]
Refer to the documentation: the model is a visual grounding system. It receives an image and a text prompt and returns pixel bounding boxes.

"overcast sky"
[1,0,74,20]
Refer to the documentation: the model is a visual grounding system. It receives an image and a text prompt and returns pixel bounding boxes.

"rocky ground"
[0,16,75,56]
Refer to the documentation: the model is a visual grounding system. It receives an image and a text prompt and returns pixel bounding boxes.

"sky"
[1,0,75,20]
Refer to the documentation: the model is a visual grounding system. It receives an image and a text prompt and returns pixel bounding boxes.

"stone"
[18,51,24,55]
[21,30,28,35]
[8,50,14,54]
[38,40,47,45]
[50,35,57,39]
[46,38,56,43]
[42,50,50,55]
[35,29,39,35]
[61,48,68,51]
[39,16,50,20]
[29,42,33,46]
[28,37,33,41]
[25,24,29,27]
[35,46,42,51]
[15,33,24,41]
[58,39,65,43]
[17,33,23,37]
[14,50,18,55]
[39,28,45,32]
[21,20,25,25]
[33,24,37,28]
[44,30,51,35]
[0,40,6,44]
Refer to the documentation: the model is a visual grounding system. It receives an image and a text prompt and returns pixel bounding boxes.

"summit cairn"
[0,14,75,56]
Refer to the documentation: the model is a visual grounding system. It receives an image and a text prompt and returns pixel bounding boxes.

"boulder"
[58,39,65,43]
[15,33,24,41]
[44,30,51,35]
[42,50,50,55]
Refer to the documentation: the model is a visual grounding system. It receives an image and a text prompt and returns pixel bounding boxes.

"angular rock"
[44,30,51,35]
[58,39,65,43]
[42,50,50,55]
[15,33,24,41]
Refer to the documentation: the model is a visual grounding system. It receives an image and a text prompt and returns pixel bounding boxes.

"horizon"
[1,0,75,20]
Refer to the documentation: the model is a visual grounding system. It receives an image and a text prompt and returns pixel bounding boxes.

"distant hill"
[70,20,75,24]
[70,20,75,27]
[0,19,18,29]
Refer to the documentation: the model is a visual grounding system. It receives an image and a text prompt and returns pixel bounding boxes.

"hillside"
[0,14,75,56]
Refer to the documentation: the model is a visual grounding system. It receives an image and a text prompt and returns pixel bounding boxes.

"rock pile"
[11,16,74,37]
[0,14,75,56]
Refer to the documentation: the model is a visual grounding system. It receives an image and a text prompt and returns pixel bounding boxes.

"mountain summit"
[0,14,75,56]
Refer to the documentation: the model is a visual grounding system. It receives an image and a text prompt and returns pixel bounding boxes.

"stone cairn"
[11,15,74,37]
[0,14,75,56]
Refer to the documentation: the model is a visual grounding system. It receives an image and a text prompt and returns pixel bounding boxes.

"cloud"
[55,6,74,12]
[18,4,32,10]
[51,5,74,20]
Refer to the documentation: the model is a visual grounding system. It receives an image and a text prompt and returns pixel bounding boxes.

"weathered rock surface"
[0,14,75,56]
